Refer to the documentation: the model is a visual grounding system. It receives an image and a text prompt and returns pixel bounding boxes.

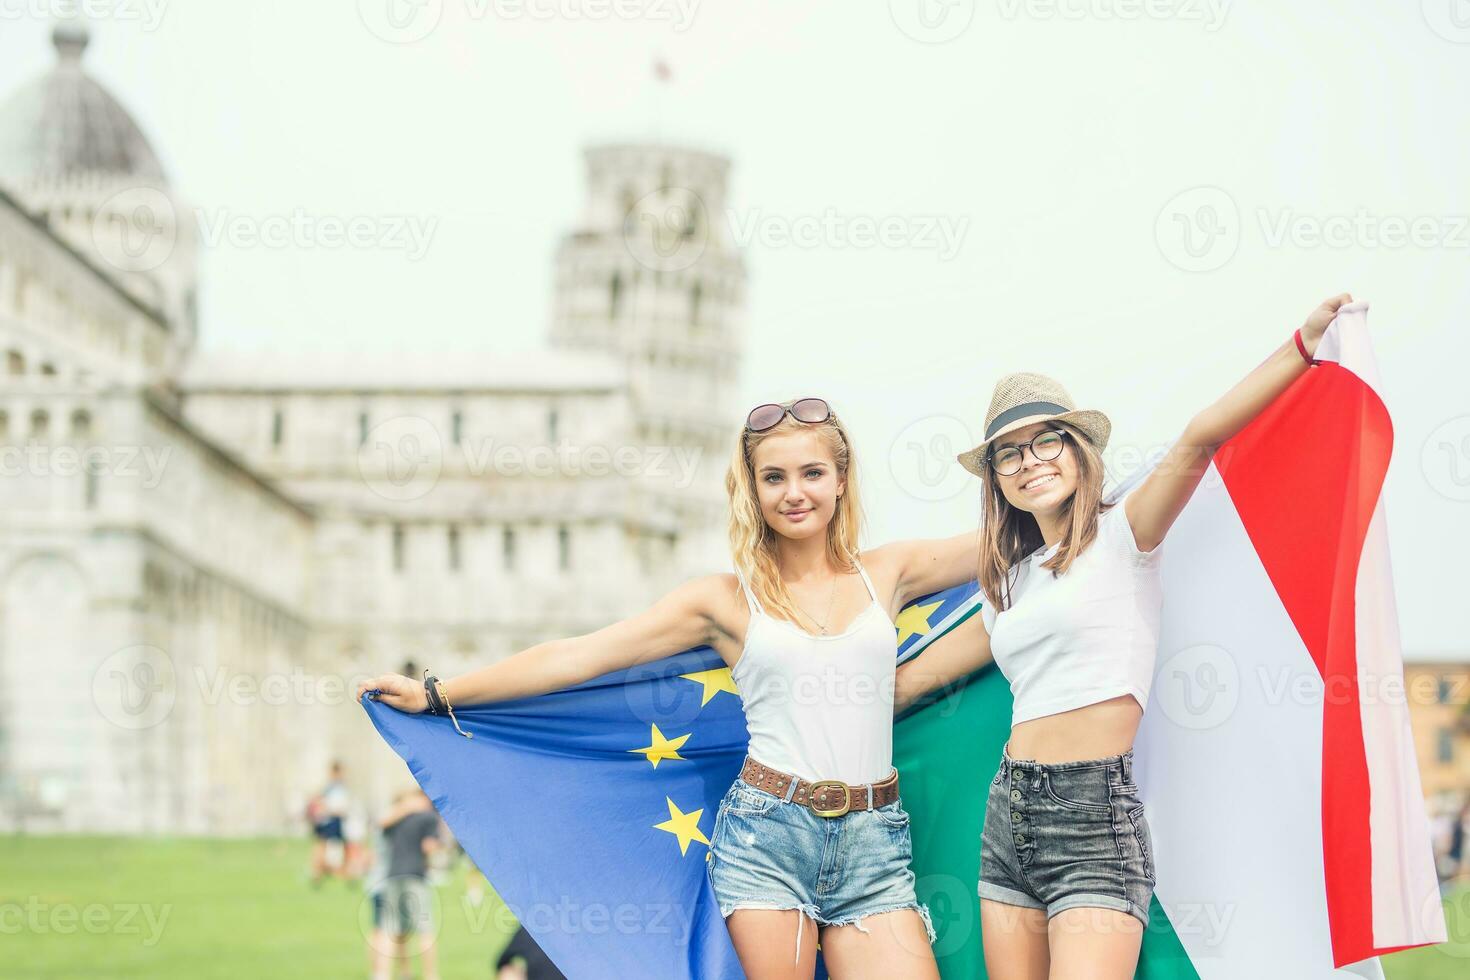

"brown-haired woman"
[892,294,1356,980]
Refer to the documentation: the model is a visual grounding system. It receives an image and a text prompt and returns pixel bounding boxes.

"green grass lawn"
[0,835,518,979]
[1,835,1465,979]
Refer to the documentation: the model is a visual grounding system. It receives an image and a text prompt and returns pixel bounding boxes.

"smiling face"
[750,429,846,541]
[990,421,1079,517]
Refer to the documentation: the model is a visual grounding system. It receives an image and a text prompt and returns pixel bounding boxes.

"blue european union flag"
[360,581,984,979]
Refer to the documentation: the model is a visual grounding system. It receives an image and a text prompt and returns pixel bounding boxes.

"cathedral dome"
[0,22,167,187]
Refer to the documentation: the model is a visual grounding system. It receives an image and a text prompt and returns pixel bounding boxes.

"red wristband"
[1293,328,1320,366]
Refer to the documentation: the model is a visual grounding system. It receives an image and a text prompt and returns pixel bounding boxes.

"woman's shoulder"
[694,571,746,605]
[660,573,749,625]
[857,541,899,572]
[1097,490,1161,564]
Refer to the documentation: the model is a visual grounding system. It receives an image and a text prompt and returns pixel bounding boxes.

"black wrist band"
[423,671,445,715]
[421,669,472,739]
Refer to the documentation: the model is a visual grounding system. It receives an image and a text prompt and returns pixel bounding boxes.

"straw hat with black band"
[956,372,1112,478]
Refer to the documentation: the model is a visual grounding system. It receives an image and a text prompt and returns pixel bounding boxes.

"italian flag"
[896,301,1448,977]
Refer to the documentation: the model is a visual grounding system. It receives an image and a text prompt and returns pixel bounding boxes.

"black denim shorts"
[978,743,1155,926]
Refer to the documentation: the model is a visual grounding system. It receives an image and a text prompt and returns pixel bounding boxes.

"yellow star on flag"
[894,599,945,645]
[653,798,710,856]
[679,666,739,706]
[628,724,690,769]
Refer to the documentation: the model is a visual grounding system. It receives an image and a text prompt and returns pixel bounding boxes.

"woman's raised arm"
[355,574,732,712]
[1124,293,1354,554]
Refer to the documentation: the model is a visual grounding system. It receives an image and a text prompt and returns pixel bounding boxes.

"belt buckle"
[808,780,851,818]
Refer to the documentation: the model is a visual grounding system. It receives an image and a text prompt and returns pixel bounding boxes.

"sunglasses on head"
[745,397,832,432]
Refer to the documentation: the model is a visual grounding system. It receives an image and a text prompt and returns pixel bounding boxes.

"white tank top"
[980,489,1164,726]
[731,561,898,785]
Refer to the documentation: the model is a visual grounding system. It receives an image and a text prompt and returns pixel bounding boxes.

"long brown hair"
[723,405,866,627]
[977,420,1114,613]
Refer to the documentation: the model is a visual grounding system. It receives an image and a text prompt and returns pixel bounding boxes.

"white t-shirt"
[981,490,1164,725]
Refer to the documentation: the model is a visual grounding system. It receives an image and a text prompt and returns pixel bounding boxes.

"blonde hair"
[723,405,866,627]
[977,420,1115,613]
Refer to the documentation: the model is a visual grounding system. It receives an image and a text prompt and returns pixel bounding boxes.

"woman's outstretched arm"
[1124,293,1354,553]
[354,574,732,712]
[893,609,993,715]
[867,528,982,612]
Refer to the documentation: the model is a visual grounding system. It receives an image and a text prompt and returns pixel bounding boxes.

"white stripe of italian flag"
[1125,301,1447,977]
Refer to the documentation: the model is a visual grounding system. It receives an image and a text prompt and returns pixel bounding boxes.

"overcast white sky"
[1,2,1467,653]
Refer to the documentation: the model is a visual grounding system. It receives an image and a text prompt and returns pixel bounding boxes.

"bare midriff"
[1005,693,1143,763]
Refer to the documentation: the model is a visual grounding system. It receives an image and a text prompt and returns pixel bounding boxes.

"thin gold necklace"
[794,571,841,635]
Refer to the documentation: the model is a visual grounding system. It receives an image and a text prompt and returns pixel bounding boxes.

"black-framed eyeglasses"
[746,397,831,432]
[988,428,1067,476]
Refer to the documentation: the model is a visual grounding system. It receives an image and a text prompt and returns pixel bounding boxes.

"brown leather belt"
[739,756,900,818]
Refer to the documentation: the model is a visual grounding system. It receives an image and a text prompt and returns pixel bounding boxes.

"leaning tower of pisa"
[550,144,749,574]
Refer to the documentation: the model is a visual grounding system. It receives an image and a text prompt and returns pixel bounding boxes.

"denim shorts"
[706,768,937,964]
[978,744,1156,927]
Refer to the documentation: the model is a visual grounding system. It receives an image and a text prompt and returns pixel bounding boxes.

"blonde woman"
[891,295,1356,979]
[358,395,982,980]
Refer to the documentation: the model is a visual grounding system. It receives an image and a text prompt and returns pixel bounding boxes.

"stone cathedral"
[0,24,747,834]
